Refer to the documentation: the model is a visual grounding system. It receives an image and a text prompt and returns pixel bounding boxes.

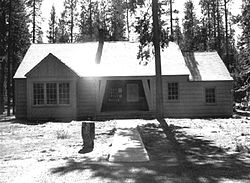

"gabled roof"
[14,42,190,78]
[14,41,232,81]
[183,52,233,81]
[25,53,78,77]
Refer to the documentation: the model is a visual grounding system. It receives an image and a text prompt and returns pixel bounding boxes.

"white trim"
[97,79,107,112]
[142,79,153,111]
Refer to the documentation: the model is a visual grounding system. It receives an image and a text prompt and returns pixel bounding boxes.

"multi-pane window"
[46,83,57,104]
[33,83,44,105]
[33,82,70,105]
[168,82,178,100]
[59,83,70,104]
[205,88,216,104]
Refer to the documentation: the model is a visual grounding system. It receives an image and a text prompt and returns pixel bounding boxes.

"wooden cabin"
[14,42,233,120]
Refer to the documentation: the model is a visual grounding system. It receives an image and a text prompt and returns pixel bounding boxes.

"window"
[33,82,70,105]
[46,83,57,104]
[108,87,123,102]
[59,83,70,104]
[168,82,178,100]
[205,88,216,104]
[33,83,44,105]
[127,83,139,102]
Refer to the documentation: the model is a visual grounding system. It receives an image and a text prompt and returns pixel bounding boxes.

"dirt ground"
[0,114,250,183]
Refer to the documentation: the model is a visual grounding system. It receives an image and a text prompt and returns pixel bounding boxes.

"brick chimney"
[95,29,104,64]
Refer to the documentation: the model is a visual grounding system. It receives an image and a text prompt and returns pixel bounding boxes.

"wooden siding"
[26,54,78,79]
[15,79,27,119]
[162,76,233,117]
[77,78,98,119]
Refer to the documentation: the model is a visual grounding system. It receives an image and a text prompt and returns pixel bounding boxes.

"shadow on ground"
[50,119,250,183]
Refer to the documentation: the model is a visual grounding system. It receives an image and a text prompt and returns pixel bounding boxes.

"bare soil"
[0,115,250,183]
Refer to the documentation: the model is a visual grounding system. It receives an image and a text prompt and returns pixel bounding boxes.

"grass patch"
[236,142,250,153]
[56,129,70,139]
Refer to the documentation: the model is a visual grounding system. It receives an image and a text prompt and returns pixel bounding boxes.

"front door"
[101,80,148,112]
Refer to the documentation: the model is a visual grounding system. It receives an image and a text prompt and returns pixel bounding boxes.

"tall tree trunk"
[89,0,93,40]
[224,0,229,69]
[212,0,217,50]
[70,0,73,43]
[169,0,173,39]
[126,0,130,40]
[152,0,163,119]
[207,3,211,47]
[11,54,15,115]
[216,0,221,53]
[7,0,12,116]
[0,60,5,114]
[32,0,36,43]
[0,6,6,114]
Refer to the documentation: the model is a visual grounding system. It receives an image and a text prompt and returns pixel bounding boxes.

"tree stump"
[78,122,95,154]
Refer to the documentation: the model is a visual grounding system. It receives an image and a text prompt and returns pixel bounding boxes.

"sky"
[40,0,243,43]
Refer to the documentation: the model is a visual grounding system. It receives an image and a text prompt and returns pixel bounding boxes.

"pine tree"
[26,0,43,43]
[0,0,31,115]
[78,0,98,42]
[0,0,8,114]
[63,0,78,43]
[173,18,183,46]
[236,1,250,90]
[57,10,70,43]
[47,5,57,43]
[182,0,198,51]
[109,0,126,41]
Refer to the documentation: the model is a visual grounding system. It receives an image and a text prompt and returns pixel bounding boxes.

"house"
[13,41,233,120]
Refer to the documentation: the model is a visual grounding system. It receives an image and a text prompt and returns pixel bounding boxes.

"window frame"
[32,82,70,106]
[167,82,179,102]
[33,83,45,105]
[205,87,216,105]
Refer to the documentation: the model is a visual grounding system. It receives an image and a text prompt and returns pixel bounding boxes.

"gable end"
[25,53,79,78]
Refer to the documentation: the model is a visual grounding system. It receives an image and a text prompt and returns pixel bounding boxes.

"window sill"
[205,103,217,106]
[166,99,180,103]
[32,104,71,107]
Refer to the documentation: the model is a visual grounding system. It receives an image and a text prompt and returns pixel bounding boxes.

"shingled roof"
[14,41,232,81]
[183,52,233,81]
[14,42,190,78]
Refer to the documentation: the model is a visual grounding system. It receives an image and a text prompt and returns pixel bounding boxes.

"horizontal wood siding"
[27,56,78,79]
[77,78,97,118]
[15,79,27,119]
[162,76,233,117]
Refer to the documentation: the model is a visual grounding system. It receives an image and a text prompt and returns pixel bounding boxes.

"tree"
[47,5,57,43]
[63,0,78,43]
[0,0,8,114]
[78,0,98,42]
[0,0,31,115]
[152,0,163,119]
[26,0,43,43]
[182,0,198,51]
[235,1,250,91]
[10,0,31,114]
[132,0,169,118]
[109,0,126,40]
[173,18,183,46]
[57,10,70,43]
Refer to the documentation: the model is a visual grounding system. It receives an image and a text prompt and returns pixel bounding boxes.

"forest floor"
[0,114,250,183]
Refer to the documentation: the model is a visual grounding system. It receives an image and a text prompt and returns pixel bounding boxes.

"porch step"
[94,111,155,121]
[108,120,150,162]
